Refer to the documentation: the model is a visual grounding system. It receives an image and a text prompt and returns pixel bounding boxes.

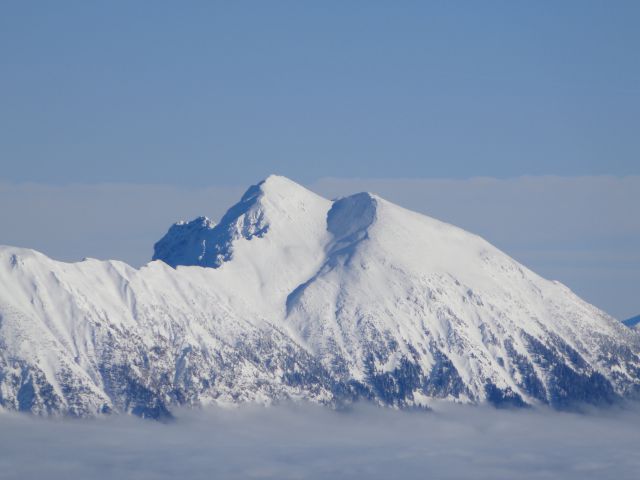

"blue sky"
[1,1,639,184]
[0,2,638,319]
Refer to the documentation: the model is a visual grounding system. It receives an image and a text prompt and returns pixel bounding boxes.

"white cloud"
[0,176,638,319]
[1,403,640,480]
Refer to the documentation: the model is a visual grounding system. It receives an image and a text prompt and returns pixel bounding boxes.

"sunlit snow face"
[1,176,638,319]
[2,402,640,480]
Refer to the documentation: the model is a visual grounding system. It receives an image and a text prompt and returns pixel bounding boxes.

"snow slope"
[1,175,639,417]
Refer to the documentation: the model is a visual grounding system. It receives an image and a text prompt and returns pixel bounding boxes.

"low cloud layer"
[1,403,639,480]
[0,176,638,319]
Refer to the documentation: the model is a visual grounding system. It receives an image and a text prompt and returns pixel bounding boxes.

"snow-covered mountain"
[1,175,639,418]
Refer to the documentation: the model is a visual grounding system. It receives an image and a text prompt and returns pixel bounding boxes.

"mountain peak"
[153,175,330,268]
[259,174,303,191]
[221,175,321,219]
[251,175,326,210]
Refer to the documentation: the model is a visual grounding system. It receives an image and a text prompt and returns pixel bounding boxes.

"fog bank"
[1,403,639,479]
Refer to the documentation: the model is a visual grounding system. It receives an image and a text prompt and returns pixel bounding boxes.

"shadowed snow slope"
[1,175,639,417]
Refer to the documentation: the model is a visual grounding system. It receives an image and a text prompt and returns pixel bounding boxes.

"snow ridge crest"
[153,175,335,268]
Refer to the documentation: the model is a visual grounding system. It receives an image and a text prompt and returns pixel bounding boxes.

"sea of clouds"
[1,403,639,480]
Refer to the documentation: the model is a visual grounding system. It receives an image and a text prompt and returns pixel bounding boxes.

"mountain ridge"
[1,175,639,418]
